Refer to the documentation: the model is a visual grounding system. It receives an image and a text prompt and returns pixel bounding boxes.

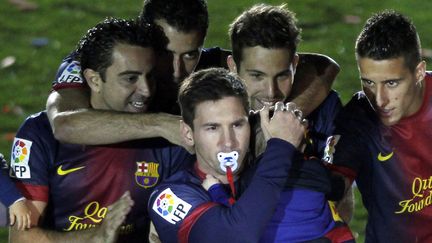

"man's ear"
[415,60,426,84]
[83,69,102,93]
[180,120,194,147]
[227,55,237,73]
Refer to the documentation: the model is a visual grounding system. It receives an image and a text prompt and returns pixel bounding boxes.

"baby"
[0,153,31,230]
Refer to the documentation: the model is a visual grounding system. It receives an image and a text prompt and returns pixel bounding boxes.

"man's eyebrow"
[202,122,219,127]
[245,69,265,74]
[118,71,142,76]
[360,77,403,83]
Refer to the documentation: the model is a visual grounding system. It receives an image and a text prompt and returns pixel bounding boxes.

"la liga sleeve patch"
[152,188,192,224]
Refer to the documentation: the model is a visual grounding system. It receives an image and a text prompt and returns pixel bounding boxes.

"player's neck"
[196,161,229,184]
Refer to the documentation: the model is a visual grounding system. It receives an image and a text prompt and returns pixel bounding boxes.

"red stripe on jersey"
[15,182,49,202]
[324,223,355,243]
[178,202,218,243]
[52,83,89,92]
[326,164,357,184]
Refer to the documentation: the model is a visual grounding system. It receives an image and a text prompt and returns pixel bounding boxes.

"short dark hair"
[355,10,422,71]
[178,68,249,128]
[140,0,208,36]
[77,17,163,81]
[229,4,301,68]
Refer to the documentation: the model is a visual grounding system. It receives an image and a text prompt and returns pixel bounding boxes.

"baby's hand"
[9,199,31,230]
[202,174,221,190]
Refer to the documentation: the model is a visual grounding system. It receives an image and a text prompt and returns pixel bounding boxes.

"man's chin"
[379,116,399,126]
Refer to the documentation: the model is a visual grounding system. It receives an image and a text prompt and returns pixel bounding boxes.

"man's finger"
[274,102,285,113]
[26,213,31,229]
[285,102,297,113]
[9,214,15,226]
[259,106,270,125]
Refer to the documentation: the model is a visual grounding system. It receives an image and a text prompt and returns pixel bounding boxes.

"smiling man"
[326,10,432,242]
[225,4,354,242]
[45,0,338,148]
[9,18,193,243]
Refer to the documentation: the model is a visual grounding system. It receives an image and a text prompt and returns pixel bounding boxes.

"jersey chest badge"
[135,161,159,188]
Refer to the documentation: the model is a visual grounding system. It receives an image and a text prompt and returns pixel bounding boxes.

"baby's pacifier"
[217,151,239,173]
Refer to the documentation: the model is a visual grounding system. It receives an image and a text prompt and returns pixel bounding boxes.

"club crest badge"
[135,161,159,188]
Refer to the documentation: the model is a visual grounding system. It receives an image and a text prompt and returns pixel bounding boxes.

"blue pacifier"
[217,151,239,173]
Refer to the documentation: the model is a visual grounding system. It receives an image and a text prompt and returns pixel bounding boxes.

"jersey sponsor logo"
[64,200,134,234]
[64,201,107,231]
[56,61,83,84]
[10,138,32,178]
[395,176,432,214]
[57,165,85,176]
[377,151,394,162]
[135,161,159,188]
[152,188,192,224]
[322,135,340,164]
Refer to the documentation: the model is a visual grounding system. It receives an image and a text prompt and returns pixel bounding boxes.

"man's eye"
[387,80,399,87]
[233,122,244,128]
[183,52,199,60]
[249,73,262,80]
[126,75,139,83]
[205,126,217,131]
[362,80,374,87]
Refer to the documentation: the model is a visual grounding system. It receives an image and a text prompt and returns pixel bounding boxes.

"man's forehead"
[155,18,204,39]
[194,98,247,119]
[242,46,292,60]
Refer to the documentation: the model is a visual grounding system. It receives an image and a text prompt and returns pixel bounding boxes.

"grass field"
[1,0,431,242]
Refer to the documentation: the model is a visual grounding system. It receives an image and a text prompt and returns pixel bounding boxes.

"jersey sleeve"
[150,138,297,243]
[149,181,212,243]
[156,145,195,178]
[323,93,371,181]
[0,168,22,207]
[10,112,57,202]
[306,90,342,157]
[51,51,88,91]
[207,184,232,207]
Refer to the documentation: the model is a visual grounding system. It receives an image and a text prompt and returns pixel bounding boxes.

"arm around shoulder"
[290,53,340,116]
[46,89,183,145]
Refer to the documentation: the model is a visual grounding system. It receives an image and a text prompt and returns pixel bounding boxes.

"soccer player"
[0,153,31,230]
[227,4,354,242]
[149,67,306,243]
[46,0,339,147]
[325,10,432,242]
[9,18,193,243]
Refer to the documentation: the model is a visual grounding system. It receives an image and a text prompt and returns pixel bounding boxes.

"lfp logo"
[155,192,175,216]
[67,63,80,74]
[152,188,192,224]
[11,138,32,178]
[57,61,83,84]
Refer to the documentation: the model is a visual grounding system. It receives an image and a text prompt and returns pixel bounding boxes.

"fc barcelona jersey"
[329,72,432,242]
[10,112,194,243]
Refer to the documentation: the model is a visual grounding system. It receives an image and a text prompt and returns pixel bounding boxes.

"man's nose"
[136,78,151,97]
[173,55,185,82]
[220,128,237,150]
[375,85,389,108]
